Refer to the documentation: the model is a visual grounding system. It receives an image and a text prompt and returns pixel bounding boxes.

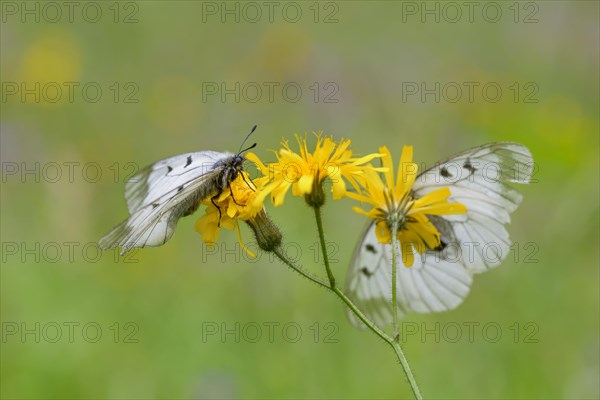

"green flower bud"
[245,209,282,252]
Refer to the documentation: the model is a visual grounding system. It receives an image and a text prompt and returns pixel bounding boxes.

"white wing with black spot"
[125,151,231,213]
[346,142,533,328]
[347,223,473,329]
[99,151,234,255]
[412,142,533,272]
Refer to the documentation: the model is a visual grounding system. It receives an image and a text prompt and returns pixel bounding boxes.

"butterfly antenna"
[237,124,258,155]
[239,142,257,154]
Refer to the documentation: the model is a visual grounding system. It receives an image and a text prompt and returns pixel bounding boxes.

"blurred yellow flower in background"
[20,29,81,84]
[349,146,467,267]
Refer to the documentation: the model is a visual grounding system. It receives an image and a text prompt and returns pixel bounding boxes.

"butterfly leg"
[229,185,247,207]
[211,191,223,227]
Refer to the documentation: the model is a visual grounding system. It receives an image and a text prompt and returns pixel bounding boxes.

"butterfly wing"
[346,142,533,328]
[99,151,234,255]
[124,151,231,213]
[347,223,473,329]
[412,142,533,272]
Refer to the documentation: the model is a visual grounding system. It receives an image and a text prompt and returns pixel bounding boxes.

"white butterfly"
[99,126,257,255]
[346,142,534,328]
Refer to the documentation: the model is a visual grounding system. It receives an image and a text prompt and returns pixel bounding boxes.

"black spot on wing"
[365,244,377,254]
[463,159,476,174]
[167,165,173,173]
[440,167,451,178]
[184,156,192,168]
[152,203,159,209]
[177,185,184,192]
[433,237,448,252]
[360,267,374,277]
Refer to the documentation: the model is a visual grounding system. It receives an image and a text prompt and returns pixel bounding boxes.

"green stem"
[272,247,329,289]
[272,246,423,400]
[391,219,400,340]
[313,206,336,288]
[332,286,392,344]
[389,220,422,398]
[392,341,423,400]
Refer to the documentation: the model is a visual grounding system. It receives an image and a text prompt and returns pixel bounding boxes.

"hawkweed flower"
[246,133,383,208]
[195,172,281,256]
[349,146,467,266]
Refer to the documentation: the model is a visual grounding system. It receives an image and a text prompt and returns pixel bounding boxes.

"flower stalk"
[272,236,423,400]
[391,218,400,340]
[313,205,335,288]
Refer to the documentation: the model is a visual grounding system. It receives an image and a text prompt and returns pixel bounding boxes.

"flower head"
[349,146,467,267]
[195,171,270,257]
[246,133,382,207]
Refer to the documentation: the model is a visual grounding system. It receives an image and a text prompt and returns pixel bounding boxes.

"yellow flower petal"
[375,221,391,244]
[396,146,415,192]
[400,242,415,267]
[235,222,256,258]
[297,174,314,195]
[379,146,395,190]
[331,177,347,200]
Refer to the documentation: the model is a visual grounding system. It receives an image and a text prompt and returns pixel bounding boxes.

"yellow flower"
[246,133,382,207]
[349,146,467,267]
[195,171,265,257]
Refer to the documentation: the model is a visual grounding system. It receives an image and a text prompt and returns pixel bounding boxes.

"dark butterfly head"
[217,125,258,190]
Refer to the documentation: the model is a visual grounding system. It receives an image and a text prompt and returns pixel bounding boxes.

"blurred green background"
[1,1,598,399]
